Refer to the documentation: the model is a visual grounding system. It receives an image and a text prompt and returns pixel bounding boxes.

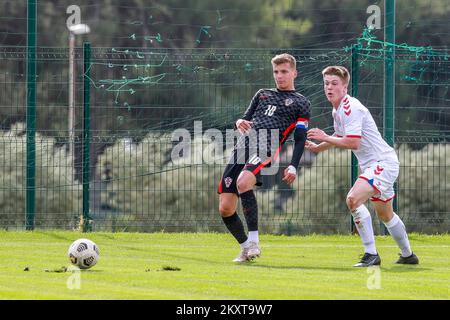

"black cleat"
[353,253,381,267]
[395,252,419,265]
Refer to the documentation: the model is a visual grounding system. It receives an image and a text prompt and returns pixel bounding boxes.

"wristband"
[287,165,297,175]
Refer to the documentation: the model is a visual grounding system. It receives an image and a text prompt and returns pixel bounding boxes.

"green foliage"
[1,1,449,134]
[0,123,81,229]
[96,134,224,232]
[1,124,449,233]
[95,133,171,221]
[398,144,450,232]
[94,136,450,233]
[258,148,352,234]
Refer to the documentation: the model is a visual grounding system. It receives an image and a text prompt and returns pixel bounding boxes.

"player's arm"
[305,132,345,153]
[235,90,261,134]
[282,125,307,185]
[283,98,313,184]
[307,128,361,150]
[309,105,363,150]
[282,98,312,184]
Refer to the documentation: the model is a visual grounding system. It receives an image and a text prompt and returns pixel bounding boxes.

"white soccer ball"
[68,238,99,269]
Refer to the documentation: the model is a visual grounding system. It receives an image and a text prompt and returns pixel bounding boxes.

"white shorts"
[359,160,399,202]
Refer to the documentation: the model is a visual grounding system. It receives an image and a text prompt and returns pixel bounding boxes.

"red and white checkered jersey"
[332,94,399,171]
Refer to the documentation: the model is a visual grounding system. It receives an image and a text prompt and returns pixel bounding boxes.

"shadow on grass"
[164,252,355,272]
[244,263,351,272]
[148,251,432,274]
[161,252,222,265]
[113,244,150,252]
[380,266,431,273]
[43,266,105,273]
[245,263,431,273]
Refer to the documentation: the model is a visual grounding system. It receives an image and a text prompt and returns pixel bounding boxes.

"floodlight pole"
[82,42,92,232]
[68,24,90,178]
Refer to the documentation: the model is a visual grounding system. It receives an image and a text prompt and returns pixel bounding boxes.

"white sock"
[383,213,412,257]
[240,239,250,249]
[351,205,377,255]
[248,231,259,243]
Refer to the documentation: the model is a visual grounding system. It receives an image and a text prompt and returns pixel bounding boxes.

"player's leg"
[236,170,261,259]
[219,193,251,262]
[219,192,246,243]
[369,161,419,264]
[237,170,257,240]
[373,200,419,264]
[346,178,380,267]
[218,160,252,262]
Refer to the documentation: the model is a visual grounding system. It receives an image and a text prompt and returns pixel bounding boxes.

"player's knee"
[376,209,393,223]
[346,195,358,211]
[236,175,253,193]
[219,202,234,217]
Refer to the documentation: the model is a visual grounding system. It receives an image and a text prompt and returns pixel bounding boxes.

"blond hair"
[322,66,350,86]
[271,53,296,69]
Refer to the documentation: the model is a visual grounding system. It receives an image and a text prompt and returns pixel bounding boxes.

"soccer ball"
[68,239,100,269]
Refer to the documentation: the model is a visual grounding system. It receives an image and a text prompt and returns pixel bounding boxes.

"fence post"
[26,0,37,230]
[82,42,92,232]
[383,0,396,235]
[350,44,359,233]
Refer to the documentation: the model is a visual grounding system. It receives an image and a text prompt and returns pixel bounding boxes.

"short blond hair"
[271,53,296,69]
[322,66,350,86]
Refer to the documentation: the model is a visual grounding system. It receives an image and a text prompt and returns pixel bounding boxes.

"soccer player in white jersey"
[306,66,419,267]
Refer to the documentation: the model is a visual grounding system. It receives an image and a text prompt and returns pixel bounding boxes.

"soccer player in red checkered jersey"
[306,66,418,266]
[218,54,311,262]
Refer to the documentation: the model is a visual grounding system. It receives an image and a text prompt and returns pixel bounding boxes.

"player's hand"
[236,119,253,134]
[305,140,320,154]
[307,128,329,142]
[282,165,296,185]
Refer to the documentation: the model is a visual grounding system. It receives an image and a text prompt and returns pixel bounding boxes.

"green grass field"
[0,231,448,300]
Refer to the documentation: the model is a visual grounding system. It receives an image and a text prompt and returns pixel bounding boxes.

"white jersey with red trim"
[332,94,399,171]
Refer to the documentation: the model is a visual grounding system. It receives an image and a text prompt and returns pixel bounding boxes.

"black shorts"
[217,148,271,195]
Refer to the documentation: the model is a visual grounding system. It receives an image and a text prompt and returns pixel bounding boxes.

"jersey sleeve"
[289,98,311,169]
[242,89,262,121]
[296,98,311,124]
[343,105,363,138]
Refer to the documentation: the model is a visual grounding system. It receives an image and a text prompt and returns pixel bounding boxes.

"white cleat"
[233,247,250,263]
[246,241,261,260]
